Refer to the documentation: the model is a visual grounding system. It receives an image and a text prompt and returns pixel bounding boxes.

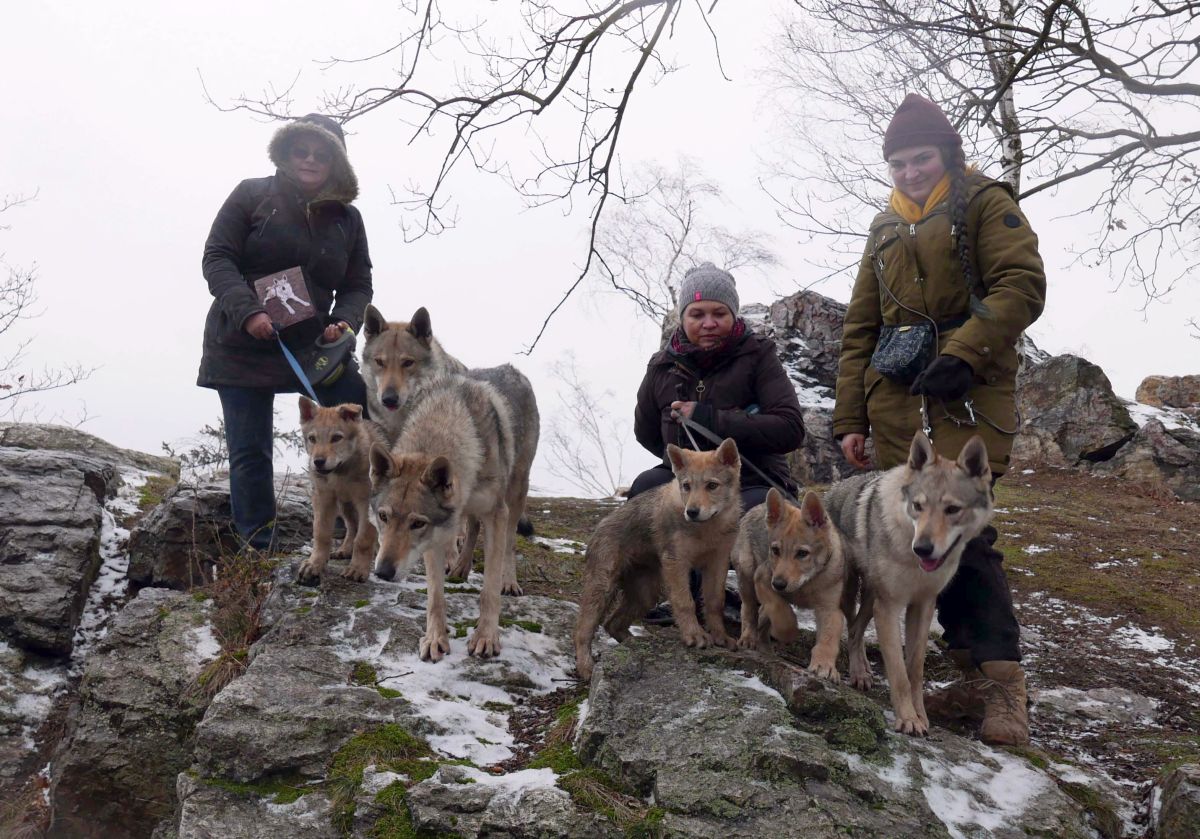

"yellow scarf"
[888,173,952,224]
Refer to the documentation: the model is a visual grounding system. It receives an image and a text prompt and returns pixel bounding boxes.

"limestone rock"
[0,446,115,655]
[1096,418,1200,501]
[1158,764,1200,839]
[578,631,1097,839]
[0,422,179,477]
[49,589,215,839]
[1012,354,1137,466]
[1136,375,1200,415]
[127,477,311,589]
[174,772,336,839]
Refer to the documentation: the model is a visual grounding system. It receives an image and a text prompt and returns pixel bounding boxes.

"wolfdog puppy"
[369,371,534,662]
[360,304,537,593]
[825,432,993,735]
[733,488,848,681]
[296,398,385,584]
[573,439,742,682]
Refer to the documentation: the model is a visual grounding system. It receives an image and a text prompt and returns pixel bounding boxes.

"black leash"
[676,415,802,507]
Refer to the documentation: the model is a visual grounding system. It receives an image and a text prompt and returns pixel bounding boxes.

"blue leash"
[274,325,322,404]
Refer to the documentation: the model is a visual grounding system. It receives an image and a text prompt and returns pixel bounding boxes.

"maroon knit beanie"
[882,94,962,160]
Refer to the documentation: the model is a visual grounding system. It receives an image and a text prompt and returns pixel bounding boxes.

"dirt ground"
[516,468,1200,837]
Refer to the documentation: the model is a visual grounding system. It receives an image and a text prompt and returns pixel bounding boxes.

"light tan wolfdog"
[296,398,385,584]
[824,432,994,736]
[573,439,742,682]
[733,488,848,680]
[369,370,535,662]
[361,304,534,593]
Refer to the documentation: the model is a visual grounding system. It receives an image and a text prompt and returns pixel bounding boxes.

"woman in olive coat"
[833,94,1046,746]
[198,113,373,551]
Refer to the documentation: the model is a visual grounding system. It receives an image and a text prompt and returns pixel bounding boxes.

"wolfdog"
[733,488,848,681]
[369,370,536,662]
[824,432,993,735]
[296,398,386,584]
[361,304,537,593]
[573,439,742,682]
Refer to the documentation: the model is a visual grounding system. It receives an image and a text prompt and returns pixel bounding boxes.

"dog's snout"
[312,457,326,470]
[912,541,934,559]
[374,565,395,582]
[685,507,700,521]
[381,392,400,409]
[771,577,787,592]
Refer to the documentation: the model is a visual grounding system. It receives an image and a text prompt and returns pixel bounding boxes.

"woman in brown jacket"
[631,262,805,510]
[833,94,1046,746]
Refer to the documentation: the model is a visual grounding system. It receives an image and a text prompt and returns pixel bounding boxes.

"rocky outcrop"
[127,477,311,589]
[1136,375,1200,417]
[1158,764,1200,839]
[48,588,216,839]
[0,446,115,655]
[1096,418,1200,501]
[0,422,179,477]
[1011,354,1138,466]
[579,631,1098,839]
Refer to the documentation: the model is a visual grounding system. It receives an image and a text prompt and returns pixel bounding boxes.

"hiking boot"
[978,660,1030,746]
[924,649,986,722]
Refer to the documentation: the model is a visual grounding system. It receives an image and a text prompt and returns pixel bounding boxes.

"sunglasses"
[289,144,333,165]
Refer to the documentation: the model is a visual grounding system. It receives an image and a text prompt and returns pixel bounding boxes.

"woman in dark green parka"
[833,94,1046,746]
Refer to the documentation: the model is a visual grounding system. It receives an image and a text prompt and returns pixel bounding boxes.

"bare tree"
[207,0,737,351]
[593,157,778,322]
[545,353,629,498]
[768,0,1200,300]
[162,415,304,481]
[1,192,93,419]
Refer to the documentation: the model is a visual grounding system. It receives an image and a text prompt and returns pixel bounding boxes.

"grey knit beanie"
[678,262,739,317]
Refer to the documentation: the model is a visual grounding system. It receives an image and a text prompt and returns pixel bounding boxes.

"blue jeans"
[217,365,368,550]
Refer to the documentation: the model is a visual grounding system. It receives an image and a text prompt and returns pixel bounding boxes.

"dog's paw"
[501,578,524,597]
[447,558,473,580]
[331,544,353,560]
[296,559,323,587]
[709,631,737,651]
[419,632,451,663]
[736,631,760,651]
[769,623,801,645]
[468,627,502,658]
[893,714,929,737]
[807,659,840,682]
[341,562,370,583]
[679,626,712,649]
[848,667,873,691]
[575,655,594,683]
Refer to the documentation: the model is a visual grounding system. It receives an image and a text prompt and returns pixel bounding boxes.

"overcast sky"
[3,0,1197,496]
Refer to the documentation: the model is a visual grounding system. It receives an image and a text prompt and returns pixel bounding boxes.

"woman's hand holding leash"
[322,321,351,342]
[670,400,697,422]
[910,355,974,401]
[245,312,275,340]
[841,433,872,469]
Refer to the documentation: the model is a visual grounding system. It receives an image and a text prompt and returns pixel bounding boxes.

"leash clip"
[920,396,933,441]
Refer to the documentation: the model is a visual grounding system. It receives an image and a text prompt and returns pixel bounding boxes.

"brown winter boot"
[924,649,986,722]
[978,661,1030,746]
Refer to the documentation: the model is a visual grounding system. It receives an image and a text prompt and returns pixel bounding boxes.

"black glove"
[910,355,975,400]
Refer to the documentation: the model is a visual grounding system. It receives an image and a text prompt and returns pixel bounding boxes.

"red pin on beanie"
[882,94,962,160]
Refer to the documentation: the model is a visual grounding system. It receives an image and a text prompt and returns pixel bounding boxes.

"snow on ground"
[531,536,584,554]
[1125,400,1196,431]
[1021,545,1051,555]
[0,641,69,752]
[186,623,222,667]
[1112,624,1174,654]
[917,747,1054,839]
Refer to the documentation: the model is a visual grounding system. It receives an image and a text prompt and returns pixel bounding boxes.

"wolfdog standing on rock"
[825,431,993,736]
[361,304,537,592]
[369,368,537,661]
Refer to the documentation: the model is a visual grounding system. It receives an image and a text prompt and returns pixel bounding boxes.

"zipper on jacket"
[258,207,277,238]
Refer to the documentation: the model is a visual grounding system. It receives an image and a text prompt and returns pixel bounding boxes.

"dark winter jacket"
[634,331,806,490]
[197,171,372,390]
[833,172,1046,477]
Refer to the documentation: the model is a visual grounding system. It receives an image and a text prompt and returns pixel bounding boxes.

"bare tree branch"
[545,352,629,497]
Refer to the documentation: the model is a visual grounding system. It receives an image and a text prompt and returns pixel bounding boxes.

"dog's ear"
[298,396,317,423]
[421,456,453,500]
[407,307,433,348]
[369,443,394,482]
[336,404,363,423]
[957,435,991,481]
[765,488,783,525]
[363,305,387,339]
[666,444,687,474]
[801,490,828,529]
[908,431,935,471]
[716,438,740,469]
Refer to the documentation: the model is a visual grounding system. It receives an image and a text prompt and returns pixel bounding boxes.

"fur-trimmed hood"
[268,114,359,204]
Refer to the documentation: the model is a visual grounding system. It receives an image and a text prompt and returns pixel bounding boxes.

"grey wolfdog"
[369,369,537,662]
[361,304,538,592]
[824,432,993,736]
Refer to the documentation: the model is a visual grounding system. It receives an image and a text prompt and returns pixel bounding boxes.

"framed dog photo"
[253,267,315,329]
